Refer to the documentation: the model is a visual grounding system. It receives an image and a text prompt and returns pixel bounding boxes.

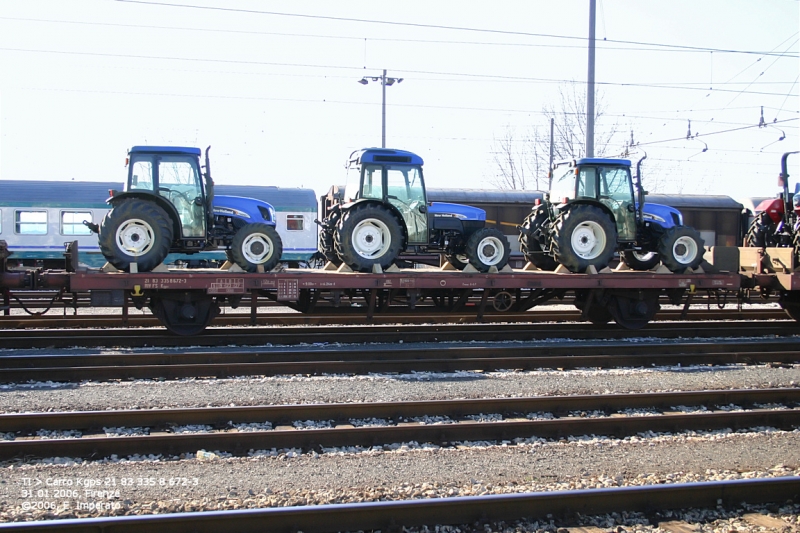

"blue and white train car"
[0,180,318,268]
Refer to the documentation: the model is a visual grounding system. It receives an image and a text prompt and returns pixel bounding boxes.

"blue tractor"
[519,155,705,273]
[318,148,510,272]
[94,146,283,273]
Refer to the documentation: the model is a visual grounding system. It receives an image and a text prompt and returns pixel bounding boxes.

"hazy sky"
[1,0,797,201]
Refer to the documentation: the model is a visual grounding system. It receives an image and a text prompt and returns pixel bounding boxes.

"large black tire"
[745,215,769,248]
[552,204,617,273]
[657,226,705,272]
[335,203,403,272]
[519,207,558,271]
[230,223,283,272]
[621,250,660,270]
[465,228,511,272]
[98,199,173,272]
[794,230,800,270]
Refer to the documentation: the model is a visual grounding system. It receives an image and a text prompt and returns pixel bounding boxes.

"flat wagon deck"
[1,241,798,334]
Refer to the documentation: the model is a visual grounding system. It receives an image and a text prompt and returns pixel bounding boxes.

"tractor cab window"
[550,165,577,204]
[386,165,427,244]
[359,164,384,200]
[130,160,154,191]
[598,166,636,240]
[157,156,205,238]
[576,167,597,198]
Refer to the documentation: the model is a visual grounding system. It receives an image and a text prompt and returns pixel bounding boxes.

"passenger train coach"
[0,180,318,268]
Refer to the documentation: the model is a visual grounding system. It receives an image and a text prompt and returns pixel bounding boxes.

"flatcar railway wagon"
[0,180,318,268]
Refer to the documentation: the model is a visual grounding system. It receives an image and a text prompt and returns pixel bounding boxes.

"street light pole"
[358,70,403,149]
[381,69,387,148]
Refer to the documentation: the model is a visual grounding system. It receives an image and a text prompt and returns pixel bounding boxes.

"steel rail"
[0,478,797,532]
[0,308,787,329]
[0,389,797,460]
[0,340,797,383]
[2,388,797,433]
[0,320,798,350]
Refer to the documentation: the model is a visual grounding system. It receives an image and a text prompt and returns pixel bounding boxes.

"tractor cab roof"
[575,158,631,167]
[348,148,424,167]
[129,146,201,156]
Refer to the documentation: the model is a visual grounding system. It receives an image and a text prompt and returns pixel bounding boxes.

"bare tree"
[488,81,626,191]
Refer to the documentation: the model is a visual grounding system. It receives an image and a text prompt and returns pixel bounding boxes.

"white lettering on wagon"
[208,278,245,294]
[142,278,188,289]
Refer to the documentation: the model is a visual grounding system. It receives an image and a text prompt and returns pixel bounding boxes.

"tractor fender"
[558,199,616,224]
[108,191,183,240]
[339,199,409,248]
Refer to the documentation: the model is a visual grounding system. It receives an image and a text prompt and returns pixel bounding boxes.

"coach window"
[286,214,304,231]
[15,210,47,234]
[61,211,93,235]
[0,209,3,234]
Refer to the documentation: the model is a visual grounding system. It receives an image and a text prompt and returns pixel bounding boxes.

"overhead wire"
[112,0,798,57]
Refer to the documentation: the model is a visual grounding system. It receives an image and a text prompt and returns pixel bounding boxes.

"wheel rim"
[242,233,273,264]
[352,218,391,259]
[672,235,698,265]
[570,221,606,260]
[632,250,656,262]
[115,218,155,257]
[477,236,504,265]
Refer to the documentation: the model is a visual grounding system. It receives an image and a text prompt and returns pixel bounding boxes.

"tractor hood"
[428,202,486,221]
[213,195,277,224]
[639,202,683,228]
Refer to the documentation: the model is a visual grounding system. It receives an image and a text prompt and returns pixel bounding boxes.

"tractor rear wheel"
[519,207,557,271]
[552,204,617,273]
[621,250,660,270]
[98,199,173,272]
[335,203,403,272]
[465,228,511,272]
[230,223,283,272]
[657,226,704,272]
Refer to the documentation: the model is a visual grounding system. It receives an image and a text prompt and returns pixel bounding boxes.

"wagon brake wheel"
[492,291,513,312]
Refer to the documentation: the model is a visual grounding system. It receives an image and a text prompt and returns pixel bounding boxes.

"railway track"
[1,388,797,461]
[0,477,796,533]
[1,318,798,350]
[0,307,789,330]
[1,338,798,382]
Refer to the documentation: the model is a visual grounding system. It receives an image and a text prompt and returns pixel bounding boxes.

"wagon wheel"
[149,291,220,336]
[605,290,660,330]
[574,289,613,325]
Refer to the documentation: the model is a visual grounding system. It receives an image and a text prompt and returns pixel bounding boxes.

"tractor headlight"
[257,205,275,221]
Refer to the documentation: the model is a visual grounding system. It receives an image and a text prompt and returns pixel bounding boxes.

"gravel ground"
[1,338,799,527]
[1,362,797,413]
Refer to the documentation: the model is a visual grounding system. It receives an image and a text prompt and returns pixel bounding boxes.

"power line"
[633,118,799,147]
[113,0,800,57]
[5,16,794,55]
[2,47,796,97]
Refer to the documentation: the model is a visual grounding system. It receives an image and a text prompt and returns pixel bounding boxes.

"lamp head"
[357,78,369,85]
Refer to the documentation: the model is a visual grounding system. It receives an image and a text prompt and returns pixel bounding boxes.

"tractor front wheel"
[230,223,283,272]
[335,203,403,272]
[465,228,511,272]
[621,250,660,270]
[552,204,617,273]
[98,199,173,272]
[657,226,704,272]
